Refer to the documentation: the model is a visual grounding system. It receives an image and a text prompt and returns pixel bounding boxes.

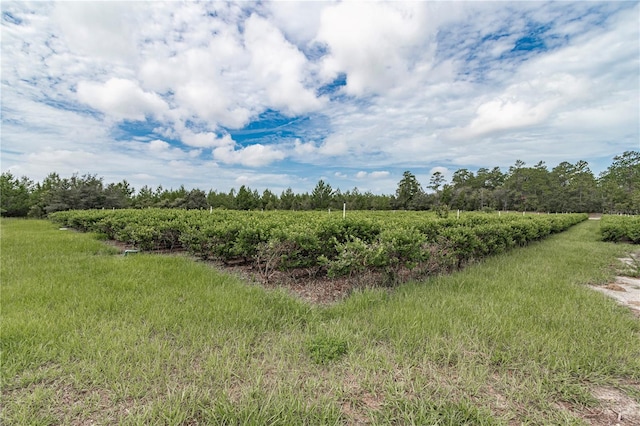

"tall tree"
[104,180,134,209]
[0,172,33,217]
[184,189,208,209]
[395,171,423,210]
[311,179,333,210]
[207,190,234,209]
[428,171,446,208]
[599,151,640,213]
[236,185,259,210]
[451,169,473,187]
[280,188,295,210]
[428,171,445,192]
[134,185,156,208]
[76,174,105,209]
[503,160,551,211]
[261,189,279,210]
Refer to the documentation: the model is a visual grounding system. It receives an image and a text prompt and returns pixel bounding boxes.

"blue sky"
[1,1,638,195]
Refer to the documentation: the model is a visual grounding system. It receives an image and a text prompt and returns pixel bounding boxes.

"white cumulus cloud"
[179,130,235,149]
[244,14,325,116]
[77,78,168,121]
[213,144,286,167]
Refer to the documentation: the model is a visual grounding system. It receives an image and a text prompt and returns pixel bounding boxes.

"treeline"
[1,151,638,217]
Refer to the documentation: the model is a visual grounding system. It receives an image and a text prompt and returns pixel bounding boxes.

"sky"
[1,1,638,195]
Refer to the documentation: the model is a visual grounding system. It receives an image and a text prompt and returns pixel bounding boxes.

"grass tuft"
[306,334,349,365]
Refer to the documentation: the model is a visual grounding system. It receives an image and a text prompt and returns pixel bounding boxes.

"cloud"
[444,5,638,163]
[455,98,556,139]
[1,1,637,196]
[318,136,349,156]
[179,130,235,149]
[27,148,98,167]
[76,78,168,121]
[293,139,318,156]
[428,166,449,176]
[148,139,170,153]
[265,2,326,46]
[244,14,324,116]
[370,171,391,179]
[213,144,286,167]
[317,2,408,95]
[174,80,251,129]
[52,2,140,62]
[161,39,253,128]
[356,171,390,180]
[315,2,450,96]
[145,139,202,161]
[234,172,291,188]
[136,4,325,129]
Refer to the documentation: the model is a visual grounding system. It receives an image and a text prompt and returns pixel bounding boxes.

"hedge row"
[50,209,587,283]
[600,215,640,244]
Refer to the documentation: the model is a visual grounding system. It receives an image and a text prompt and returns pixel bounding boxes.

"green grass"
[2,219,639,424]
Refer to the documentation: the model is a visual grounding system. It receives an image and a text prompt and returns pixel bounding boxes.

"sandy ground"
[585,252,640,425]
[590,254,640,316]
[590,276,640,314]
[584,252,640,425]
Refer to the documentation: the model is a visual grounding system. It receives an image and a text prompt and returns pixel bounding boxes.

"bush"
[50,209,588,285]
[601,215,640,244]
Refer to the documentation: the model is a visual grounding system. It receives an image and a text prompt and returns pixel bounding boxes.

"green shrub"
[50,209,588,284]
[601,215,640,244]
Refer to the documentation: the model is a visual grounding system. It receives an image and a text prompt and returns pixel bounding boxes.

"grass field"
[2,218,639,424]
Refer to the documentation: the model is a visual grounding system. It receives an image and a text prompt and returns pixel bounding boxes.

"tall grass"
[2,219,638,424]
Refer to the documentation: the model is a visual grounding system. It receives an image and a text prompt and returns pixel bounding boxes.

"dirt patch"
[585,385,640,425]
[591,279,640,316]
[551,384,640,425]
[604,283,628,292]
[590,253,640,316]
[217,262,390,304]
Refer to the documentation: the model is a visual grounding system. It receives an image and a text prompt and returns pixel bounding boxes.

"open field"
[2,218,639,424]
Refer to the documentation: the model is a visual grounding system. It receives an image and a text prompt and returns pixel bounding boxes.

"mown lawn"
[1,218,639,424]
